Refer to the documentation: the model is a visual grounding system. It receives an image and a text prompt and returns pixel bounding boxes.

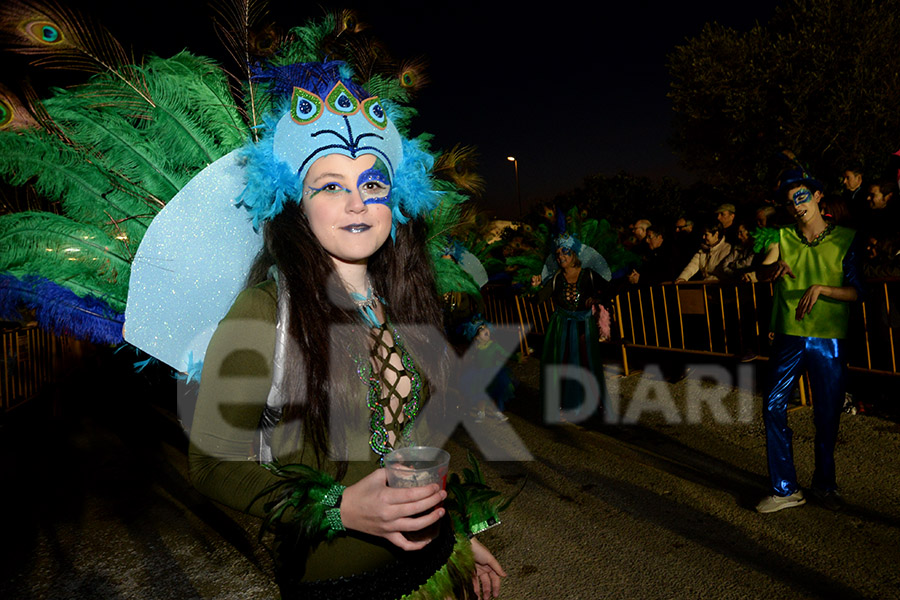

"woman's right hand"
[531,274,542,287]
[340,468,447,551]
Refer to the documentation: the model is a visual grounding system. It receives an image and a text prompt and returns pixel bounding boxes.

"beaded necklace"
[796,222,835,247]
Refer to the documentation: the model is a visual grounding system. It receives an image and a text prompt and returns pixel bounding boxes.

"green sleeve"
[188,282,294,519]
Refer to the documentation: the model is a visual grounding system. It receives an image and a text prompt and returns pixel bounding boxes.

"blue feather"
[0,273,124,344]
[234,111,303,231]
[253,61,367,102]
[391,137,440,237]
[174,352,203,383]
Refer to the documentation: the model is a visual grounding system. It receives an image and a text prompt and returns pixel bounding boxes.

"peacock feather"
[0,82,39,130]
[432,143,486,198]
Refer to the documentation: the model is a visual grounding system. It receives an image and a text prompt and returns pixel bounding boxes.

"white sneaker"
[755,490,806,513]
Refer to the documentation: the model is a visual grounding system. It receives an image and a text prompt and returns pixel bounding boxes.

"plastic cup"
[384,446,450,489]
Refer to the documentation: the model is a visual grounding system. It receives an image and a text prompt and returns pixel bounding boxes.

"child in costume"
[754,166,864,513]
[461,315,515,422]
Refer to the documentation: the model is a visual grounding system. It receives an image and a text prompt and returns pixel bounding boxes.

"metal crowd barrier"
[4,279,895,412]
[1,323,79,412]
[483,278,900,386]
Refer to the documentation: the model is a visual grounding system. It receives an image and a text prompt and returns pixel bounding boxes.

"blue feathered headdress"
[235,60,439,237]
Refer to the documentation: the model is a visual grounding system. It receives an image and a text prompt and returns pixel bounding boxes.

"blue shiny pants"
[763,335,845,495]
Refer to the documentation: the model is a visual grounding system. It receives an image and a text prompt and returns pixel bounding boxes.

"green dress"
[188,280,475,599]
[535,269,608,415]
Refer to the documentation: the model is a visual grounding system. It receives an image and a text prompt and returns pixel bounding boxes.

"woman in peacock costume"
[509,207,636,420]
[0,3,507,598]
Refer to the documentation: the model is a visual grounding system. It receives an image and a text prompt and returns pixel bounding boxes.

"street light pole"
[507,156,521,218]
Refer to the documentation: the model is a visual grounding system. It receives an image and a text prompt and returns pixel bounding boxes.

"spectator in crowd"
[627,225,680,286]
[862,233,900,280]
[631,219,652,242]
[756,206,776,228]
[841,162,866,224]
[860,233,900,375]
[721,219,762,282]
[674,217,693,234]
[624,218,652,255]
[863,178,899,236]
[673,216,698,267]
[674,219,733,283]
[716,203,739,245]
[819,194,852,226]
[625,217,649,244]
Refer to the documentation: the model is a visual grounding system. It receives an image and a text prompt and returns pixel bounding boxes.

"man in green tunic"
[754,167,864,513]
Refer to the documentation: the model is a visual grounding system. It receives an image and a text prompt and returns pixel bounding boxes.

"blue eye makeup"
[357,159,392,205]
[790,188,812,206]
[307,182,351,199]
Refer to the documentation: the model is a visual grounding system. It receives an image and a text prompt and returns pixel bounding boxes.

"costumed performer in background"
[529,230,611,420]
[753,165,864,514]
[460,315,516,423]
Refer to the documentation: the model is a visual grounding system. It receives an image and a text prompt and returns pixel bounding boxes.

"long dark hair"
[249,201,447,476]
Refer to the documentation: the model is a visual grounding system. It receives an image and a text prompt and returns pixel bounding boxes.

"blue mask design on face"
[790,188,813,206]
[357,158,392,205]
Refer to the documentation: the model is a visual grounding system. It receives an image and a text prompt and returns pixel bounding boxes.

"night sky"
[63,0,784,219]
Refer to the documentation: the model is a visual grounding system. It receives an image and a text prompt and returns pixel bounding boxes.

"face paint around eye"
[790,188,813,206]
[357,157,392,205]
[306,182,352,199]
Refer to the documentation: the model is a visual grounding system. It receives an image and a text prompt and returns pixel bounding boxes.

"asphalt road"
[1,352,898,599]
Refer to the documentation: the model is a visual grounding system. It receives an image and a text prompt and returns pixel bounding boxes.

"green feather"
[146,52,249,154]
[43,89,186,203]
[433,258,480,296]
[253,460,341,542]
[362,73,412,106]
[753,226,780,253]
[280,15,340,64]
[444,451,522,539]
[0,128,154,248]
[0,212,130,310]
[401,534,476,600]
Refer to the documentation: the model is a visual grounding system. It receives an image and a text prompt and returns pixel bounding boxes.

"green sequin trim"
[324,507,345,532]
[322,483,346,507]
[354,323,423,464]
